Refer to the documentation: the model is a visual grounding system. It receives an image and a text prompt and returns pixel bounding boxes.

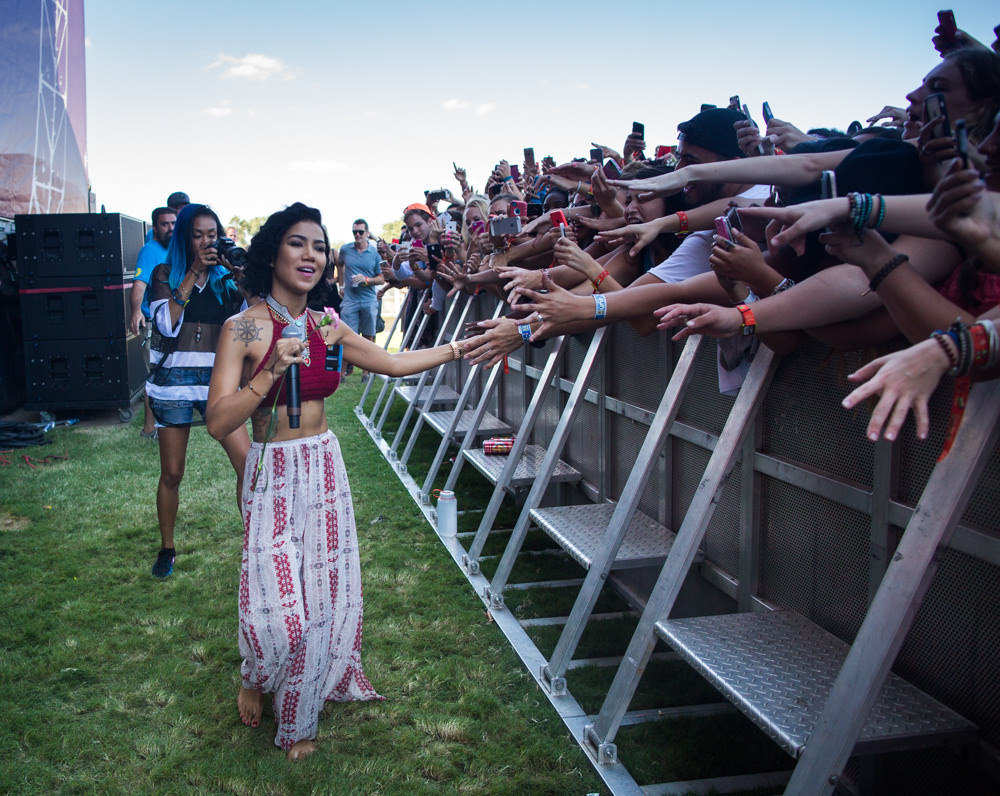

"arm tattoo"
[233,318,262,346]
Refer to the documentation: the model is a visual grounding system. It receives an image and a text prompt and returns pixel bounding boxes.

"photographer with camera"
[145,204,251,578]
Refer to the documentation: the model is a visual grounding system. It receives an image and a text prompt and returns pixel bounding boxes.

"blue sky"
[83,1,999,240]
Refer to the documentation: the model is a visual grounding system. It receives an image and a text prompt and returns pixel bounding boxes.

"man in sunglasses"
[338,218,385,378]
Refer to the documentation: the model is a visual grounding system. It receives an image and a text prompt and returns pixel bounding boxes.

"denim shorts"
[149,397,208,428]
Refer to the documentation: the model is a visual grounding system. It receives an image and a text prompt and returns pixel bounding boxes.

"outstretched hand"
[595,218,663,258]
[927,159,997,260]
[462,317,523,367]
[607,171,685,202]
[841,339,951,442]
[654,303,742,340]
[518,271,593,338]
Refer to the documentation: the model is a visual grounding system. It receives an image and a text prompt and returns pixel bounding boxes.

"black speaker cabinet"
[24,336,147,414]
[14,212,144,290]
[20,281,131,342]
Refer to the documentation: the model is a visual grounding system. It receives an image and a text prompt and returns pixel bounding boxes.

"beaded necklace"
[265,294,312,366]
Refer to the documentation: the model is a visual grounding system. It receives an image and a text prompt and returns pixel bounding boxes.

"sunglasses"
[353,229,366,236]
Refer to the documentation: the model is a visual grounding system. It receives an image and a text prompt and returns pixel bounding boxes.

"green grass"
[0,379,602,795]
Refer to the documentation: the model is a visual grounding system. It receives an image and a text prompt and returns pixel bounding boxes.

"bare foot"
[238,686,262,728]
[287,739,317,760]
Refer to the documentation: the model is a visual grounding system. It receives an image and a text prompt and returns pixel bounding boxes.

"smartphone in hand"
[820,170,838,200]
[590,147,604,163]
[714,215,735,244]
[762,102,774,124]
[924,92,951,138]
[632,121,645,138]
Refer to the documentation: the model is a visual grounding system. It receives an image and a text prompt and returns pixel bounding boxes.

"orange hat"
[403,202,433,217]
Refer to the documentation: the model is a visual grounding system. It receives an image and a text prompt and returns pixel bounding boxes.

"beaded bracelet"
[593,294,607,320]
[518,324,533,342]
[872,194,886,230]
[171,289,189,308]
[931,332,958,370]
[246,379,265,399]
[736,303,756,336]
[866,253,909,294]
[592,269,610,292]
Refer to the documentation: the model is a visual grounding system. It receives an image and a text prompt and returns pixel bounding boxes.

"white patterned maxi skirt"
[239,430,382,750]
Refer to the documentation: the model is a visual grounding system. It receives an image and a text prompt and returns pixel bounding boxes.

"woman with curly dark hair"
[205,202,464,760]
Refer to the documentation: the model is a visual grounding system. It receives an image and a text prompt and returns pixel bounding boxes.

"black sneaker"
[152,547,175,578]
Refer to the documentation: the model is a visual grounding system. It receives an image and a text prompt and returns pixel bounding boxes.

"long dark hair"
[243,203,330,300]
[165,204,231,303]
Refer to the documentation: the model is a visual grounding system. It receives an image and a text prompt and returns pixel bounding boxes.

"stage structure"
[0,0,89,219]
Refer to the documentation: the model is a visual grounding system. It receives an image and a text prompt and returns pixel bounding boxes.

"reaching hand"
[595,218,661,258]
[462,317,523,367]
[498,266,544,303]
[654,303,742,340]
[130,308,146,337]
[577,215,628,235]
[842,339,951,441]
[927,161,998,262]
[738,200,850,256]
[764,118,814,151]
[590,166,617,209]
[453,162,467,184]
[517,271,594,337]
[548,161,599,181]
[607,170,686,202]
[817,225,894,273]
[591,142,622,163]
[865,105,906,128]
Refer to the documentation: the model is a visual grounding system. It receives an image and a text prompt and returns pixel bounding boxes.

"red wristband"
[676,210,689,235]
[736,303,756,336]
[592,269,610,292]
[971,322,989,369]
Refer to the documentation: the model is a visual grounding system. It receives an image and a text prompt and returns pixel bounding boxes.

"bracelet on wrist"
[675,210,689,236]
[592,269,610,293]
[865,253,908,294]
[593,293,607,320]
[736,303,756,336]
[518,324,533,342]
[246,378,265,399]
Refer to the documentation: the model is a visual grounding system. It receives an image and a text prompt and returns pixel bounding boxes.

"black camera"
[209,237,247,268]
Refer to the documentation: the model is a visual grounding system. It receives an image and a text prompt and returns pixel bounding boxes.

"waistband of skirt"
[249,429,335,452]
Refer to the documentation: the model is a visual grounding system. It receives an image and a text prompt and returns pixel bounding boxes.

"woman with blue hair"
[146,203,251,578]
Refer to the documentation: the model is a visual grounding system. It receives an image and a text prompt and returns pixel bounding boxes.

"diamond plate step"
[656,610,977,758]
[395,384,460,405]
[531,504,677,570]
[423,409,512,438]
[463,444,581,488]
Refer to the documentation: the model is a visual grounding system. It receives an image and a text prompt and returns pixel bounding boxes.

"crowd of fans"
[363,20,1000,452]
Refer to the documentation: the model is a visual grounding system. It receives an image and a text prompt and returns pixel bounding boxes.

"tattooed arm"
[207,312,284,441]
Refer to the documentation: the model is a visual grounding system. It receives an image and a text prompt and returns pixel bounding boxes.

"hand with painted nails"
[841,338,951,442]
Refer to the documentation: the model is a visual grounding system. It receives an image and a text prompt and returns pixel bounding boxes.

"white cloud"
[288,160,353,174]
[475,103,496,116]
[209,54,291,82]
[204,106,233,117]
[442,99,471,111]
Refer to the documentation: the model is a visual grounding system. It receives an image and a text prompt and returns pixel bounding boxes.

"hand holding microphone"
[280,324,305,429]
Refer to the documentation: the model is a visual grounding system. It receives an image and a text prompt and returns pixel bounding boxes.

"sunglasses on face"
[353,230,366,236]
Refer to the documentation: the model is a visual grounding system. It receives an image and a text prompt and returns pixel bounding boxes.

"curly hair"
[243,202,330,300]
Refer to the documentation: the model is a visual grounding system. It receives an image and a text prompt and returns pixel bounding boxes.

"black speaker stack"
[15,213,147,419]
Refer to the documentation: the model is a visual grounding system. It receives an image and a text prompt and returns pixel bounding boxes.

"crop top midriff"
[250,317,341,405]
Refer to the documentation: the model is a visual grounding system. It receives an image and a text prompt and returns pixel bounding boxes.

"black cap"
[677,108,746,159]
[166,191,190,210]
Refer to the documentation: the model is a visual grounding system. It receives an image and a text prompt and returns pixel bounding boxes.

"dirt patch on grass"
[1,511,30,532]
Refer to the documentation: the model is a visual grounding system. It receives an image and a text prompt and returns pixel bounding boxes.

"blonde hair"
[461,195,490,248]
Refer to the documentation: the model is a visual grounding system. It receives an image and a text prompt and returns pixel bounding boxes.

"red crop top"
[250,316,341,405]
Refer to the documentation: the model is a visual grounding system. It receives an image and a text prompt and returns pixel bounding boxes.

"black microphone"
[281,323,305,429]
